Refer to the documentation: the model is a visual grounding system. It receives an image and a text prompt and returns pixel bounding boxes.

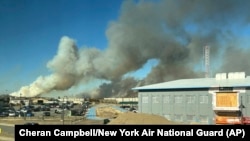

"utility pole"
[239,96,245,124]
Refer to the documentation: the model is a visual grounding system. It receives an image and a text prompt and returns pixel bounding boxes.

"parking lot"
[0,101,89,122]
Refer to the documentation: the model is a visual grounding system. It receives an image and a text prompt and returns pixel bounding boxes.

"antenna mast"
[203,45,210,78]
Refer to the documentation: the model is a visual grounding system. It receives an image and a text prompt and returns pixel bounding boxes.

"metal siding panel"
[140,92,150,114]
[162,94,172,114]
[198,93,213,124]
[170,94,174,120]
[243,91,250,116]
[160,93,163,116]
[159,92,174,121]
[185,94,197,123]
[151,92,161,115]
[149,93,152,114]
[139,90,214,124]
[173,94,182,114]
[172,92,185,122]
[138,92,142,113]
[186,95,196,113]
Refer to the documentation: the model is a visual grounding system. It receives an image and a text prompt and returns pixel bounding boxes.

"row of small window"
[171,96,208,104]
[165,114,209,123]
[142,95,208,104]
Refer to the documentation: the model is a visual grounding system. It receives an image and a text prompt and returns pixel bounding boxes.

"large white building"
[133,72,250,124]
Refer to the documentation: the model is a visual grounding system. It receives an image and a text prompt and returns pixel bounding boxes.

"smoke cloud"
[10,0,250,98]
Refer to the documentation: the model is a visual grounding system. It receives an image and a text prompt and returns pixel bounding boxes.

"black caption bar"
[15,125,250,140]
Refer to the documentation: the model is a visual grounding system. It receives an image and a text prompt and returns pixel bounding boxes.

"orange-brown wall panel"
[216,93,237,107]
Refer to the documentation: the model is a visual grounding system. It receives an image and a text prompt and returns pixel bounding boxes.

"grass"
[1,130,13,138]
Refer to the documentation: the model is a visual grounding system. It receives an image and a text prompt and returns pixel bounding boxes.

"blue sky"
[0,0,124,93]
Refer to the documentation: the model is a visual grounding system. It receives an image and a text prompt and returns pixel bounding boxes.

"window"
[142,96,148,104]
[187,96,195,104]
[174,114,182,121]
[199,115,208,123]
[186,115,195,122]
[200,95,208,104]
[152,96,159,103]
[174,96,182,104]
[163,96,170,103]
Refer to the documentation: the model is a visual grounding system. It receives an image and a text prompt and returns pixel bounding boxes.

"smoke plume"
[10,0,250,98]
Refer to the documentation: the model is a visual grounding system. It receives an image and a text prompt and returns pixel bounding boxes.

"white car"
[55,108,64,114]
[9,111,18,117]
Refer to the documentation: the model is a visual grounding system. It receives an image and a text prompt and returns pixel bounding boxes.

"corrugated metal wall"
[241,92,250,117]
[246,93,250,116]
[138,90,214,124]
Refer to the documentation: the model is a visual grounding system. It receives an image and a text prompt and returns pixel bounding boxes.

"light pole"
[239,96,245,124]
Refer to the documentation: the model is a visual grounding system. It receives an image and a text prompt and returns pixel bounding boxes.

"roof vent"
[228,72,245,79]
[215,73,227,80]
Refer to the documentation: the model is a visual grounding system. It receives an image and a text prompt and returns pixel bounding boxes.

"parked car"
[19,111,34,117]
[43,111,50,116]
[33,106,41,112]
[55,108,64,114]
[24,122,39,125]
[8,111,18,117]
[0,111,9,117]
[26,112,34,117]
[41,106,50,111]
[129,107,138,113]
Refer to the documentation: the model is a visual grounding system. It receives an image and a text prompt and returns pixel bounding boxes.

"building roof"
[132,72,250,91]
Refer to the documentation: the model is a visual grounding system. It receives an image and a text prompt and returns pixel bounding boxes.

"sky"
[1,0,250,98]
[0,0,125,95]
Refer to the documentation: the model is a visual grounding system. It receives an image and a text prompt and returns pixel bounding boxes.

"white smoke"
[10,36,80,97]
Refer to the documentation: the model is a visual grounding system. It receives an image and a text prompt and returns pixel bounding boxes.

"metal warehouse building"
[132,72,250,124]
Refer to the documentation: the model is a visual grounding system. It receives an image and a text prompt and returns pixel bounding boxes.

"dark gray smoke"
[10,0,250,98]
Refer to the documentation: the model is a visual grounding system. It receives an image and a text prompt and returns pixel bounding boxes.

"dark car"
[33,106,41,112]
[0,111,9,117]
[19,111,34,117]
[24,122,39,125]
[43,111,50,116]
[41,106,50,111]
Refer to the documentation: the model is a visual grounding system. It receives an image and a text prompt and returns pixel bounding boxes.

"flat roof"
[133,76,250,91]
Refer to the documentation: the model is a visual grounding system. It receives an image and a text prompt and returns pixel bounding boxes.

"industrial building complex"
[133,72,250,124]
